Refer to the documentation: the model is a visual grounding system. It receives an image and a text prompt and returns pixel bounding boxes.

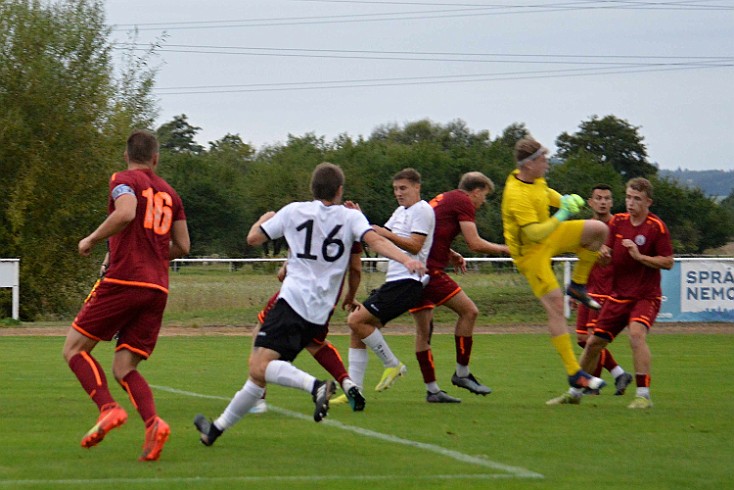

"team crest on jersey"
[634,234,646,246]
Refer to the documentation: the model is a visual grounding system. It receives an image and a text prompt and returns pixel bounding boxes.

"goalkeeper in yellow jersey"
[501,137,610,400]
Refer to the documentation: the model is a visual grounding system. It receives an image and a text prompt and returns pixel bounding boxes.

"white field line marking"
[155,385,543,479]
[1,474,525,486]
[1,385,544,487]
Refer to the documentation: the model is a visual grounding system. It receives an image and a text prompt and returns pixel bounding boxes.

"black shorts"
[363,279,423,326]
[254,299,327,362]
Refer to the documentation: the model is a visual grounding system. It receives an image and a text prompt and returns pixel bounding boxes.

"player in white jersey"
[333,168,435,404]
[194,163,425,446]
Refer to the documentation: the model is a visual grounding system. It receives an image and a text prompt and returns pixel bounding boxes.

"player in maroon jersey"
[409,172,509,403]
[62,130,190,460]
[555,177,673,408]
[574,184,632,396]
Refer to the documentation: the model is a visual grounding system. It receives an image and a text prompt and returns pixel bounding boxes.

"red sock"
[602,348,619,373]
[592,350,604,377]
[313,343,349,385]
[454,336,473,366]
[636,373,651,388]
[68,352,115,410]
[121,370,156,424]
[416,349,436,383]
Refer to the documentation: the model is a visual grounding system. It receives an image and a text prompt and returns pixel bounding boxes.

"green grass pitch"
[1,333,732,489]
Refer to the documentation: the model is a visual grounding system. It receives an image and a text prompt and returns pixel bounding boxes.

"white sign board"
[0,259,20,320]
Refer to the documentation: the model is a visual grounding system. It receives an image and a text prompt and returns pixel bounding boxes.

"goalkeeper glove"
[553,194,585,222]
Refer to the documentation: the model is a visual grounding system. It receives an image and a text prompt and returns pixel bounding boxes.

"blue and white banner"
[659,259,734,322]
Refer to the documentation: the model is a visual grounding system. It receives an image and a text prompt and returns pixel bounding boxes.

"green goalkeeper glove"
[553,194,585,222]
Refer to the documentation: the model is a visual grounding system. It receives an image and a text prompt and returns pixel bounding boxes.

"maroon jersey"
[586,219,613,296]
[104,168,185,292]
[586,260,613,296]
[426,189,475,270]
[607,212,673,299]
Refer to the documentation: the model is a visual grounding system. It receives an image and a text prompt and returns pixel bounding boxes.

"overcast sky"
[104,0,733,171]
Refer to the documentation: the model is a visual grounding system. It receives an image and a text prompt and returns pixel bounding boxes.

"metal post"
[563,260,571,318]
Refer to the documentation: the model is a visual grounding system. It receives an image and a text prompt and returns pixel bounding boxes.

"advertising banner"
[659,259,734,322]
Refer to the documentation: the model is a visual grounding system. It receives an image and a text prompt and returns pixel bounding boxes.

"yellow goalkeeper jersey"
[501,169,562,257]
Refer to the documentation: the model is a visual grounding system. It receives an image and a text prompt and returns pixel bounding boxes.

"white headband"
[518,146,548,166]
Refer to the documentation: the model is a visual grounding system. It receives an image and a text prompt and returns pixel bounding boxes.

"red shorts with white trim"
[593,296,661,342]
[72,280,167,358]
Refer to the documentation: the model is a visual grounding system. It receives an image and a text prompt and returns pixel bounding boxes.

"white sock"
[610,366,624,379]
[265,359,316,393]
[215,379,265,430]
[455,363,470,377]
[362,329,399,368]
[348,348,369,389]
[426,381,440,393]
[570,387,584,397]
[341,378,356,393]
[636,387,650,398]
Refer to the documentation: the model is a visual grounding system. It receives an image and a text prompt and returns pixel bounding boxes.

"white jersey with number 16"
[260,200,372,324]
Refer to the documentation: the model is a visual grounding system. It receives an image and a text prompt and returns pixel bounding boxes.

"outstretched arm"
[459,221,509,255]
[363,230,425,275]
[371,225,427,255]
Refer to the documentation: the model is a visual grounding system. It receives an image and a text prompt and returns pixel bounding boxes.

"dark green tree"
[157,114,204,154]
[547,152,625,209]
[156,128,255,257]
[0,0,157,318]
[649,177,733,254]
[496,122,530,150]
[556,115,658,179]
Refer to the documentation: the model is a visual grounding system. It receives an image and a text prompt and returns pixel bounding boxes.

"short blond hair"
[514,138,547,166]
[626,177,653,199]
[458,172,494,193]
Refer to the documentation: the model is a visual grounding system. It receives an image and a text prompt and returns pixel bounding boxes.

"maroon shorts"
[575,293,609,335]
[73,281,167,358]
[410,269,462,312]
[593,296,661,341]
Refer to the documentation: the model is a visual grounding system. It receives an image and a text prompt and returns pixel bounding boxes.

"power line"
[152,61,732,95]
[286,0,728,7]
[110,0,732,31]
[114,43,733,65]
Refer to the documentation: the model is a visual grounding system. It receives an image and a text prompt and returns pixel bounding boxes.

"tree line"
[157,114,734,260]
[1,0,732,320]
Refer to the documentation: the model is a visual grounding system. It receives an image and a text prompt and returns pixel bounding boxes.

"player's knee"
[589,219,608,239]
[348,311,373,336]
[248,356,268,381]
[587,334,609,350]
[62,345,76,363]
[461,303,479,322]
[111,365,133,384]
[628,330,647,349]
